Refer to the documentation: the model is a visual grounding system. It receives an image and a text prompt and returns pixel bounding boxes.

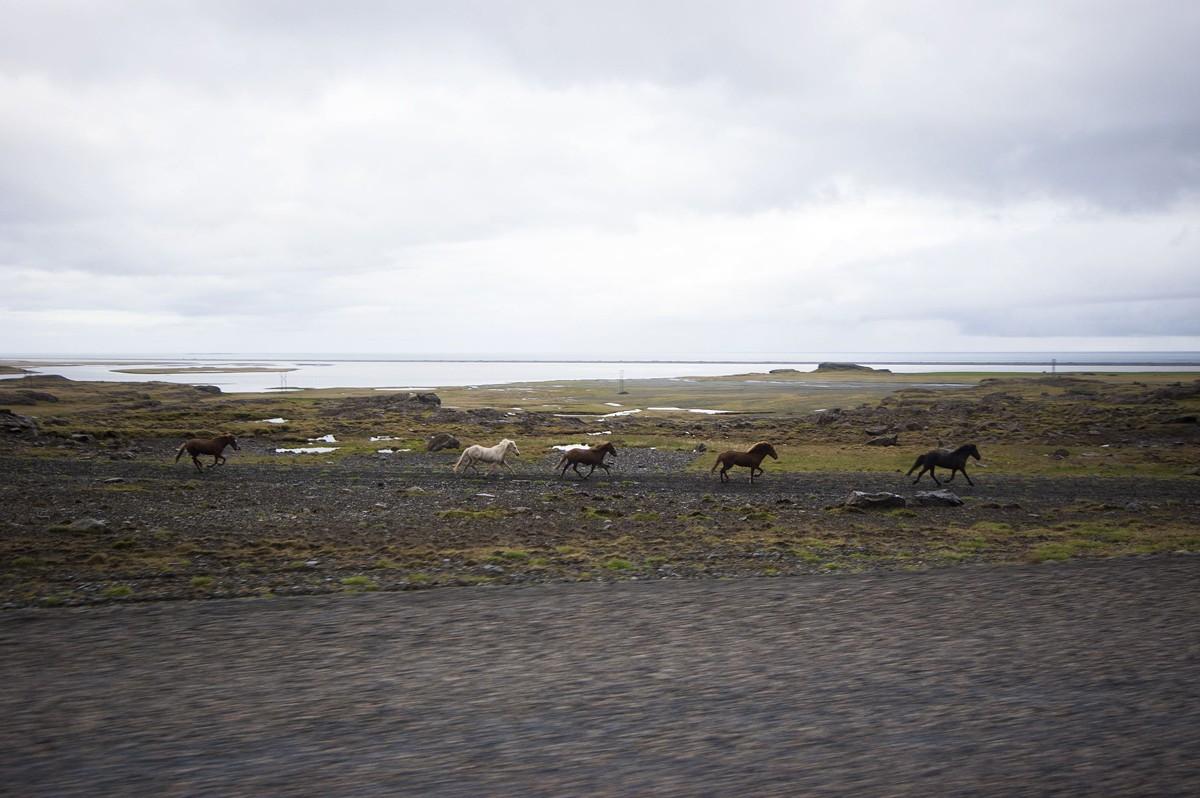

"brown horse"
[556,442,617,480]
[907,443,981,485]
[711,442,778,483]
[175,434,239,472]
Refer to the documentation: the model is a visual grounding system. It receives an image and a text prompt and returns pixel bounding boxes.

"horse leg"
[963,467,974,486]
[502,460,516,475]
[192,454,204,473]
[719,465,729,483]
[946,468,956,483]
[929,467,942,485]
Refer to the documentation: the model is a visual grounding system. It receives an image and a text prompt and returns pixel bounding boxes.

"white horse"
[452,438,521,475]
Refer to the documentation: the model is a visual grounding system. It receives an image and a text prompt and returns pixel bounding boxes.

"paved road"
[3,556,1198,796]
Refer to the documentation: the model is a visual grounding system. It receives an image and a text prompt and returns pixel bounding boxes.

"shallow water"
[3,352,1198,393]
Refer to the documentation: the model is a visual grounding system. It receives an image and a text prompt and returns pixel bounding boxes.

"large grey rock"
[912,490,964,507]
[0,409,39,437]
[844,491,907,509]
[426,432,461,452]
[866,434,898,446]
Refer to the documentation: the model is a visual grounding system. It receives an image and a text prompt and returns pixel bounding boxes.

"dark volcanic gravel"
[3,556,1199,796]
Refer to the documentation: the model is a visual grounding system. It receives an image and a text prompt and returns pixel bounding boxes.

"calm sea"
[3,352,1199,393]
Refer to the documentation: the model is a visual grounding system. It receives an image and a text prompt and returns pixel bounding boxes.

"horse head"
[966,444,981,461]
[222,434,240,450]
[598,442,617,457]
[504,439,521,456]
[754,442,778,460]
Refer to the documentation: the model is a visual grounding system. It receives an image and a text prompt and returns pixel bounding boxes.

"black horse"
[907,443,981,485]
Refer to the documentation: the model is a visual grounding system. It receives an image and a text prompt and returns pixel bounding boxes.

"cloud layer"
[2,1,1198,354]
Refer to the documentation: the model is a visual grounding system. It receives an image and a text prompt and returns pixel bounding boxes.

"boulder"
[866,434,898,447]
[1052,448,1070,460]
[66,518,108,532]
[693,442,707,453]
[865,426,890,436]
[194,385,222,395]
[844,491,907,509]
[426,432,461,452]
[0,409,39,437]
[768,368,801,374]
[912,490,964,507]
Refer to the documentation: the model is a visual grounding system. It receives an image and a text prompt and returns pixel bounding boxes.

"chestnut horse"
[556,442,617,480]
[711,442,778,483]
[175,434,239,472]
[907,443,981,485]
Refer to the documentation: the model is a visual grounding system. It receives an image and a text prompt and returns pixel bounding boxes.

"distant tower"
[1051,358,1057,376]
[618,369,627,395]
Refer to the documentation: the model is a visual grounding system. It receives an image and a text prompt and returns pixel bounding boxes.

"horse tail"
[174,442,187,463]
[906,454,924,475]
[710,455,722,474]
[452,450,469,473]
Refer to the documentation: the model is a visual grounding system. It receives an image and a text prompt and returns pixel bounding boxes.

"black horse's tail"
[906,454,925,475]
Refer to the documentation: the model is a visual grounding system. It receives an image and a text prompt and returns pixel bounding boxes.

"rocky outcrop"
[1,409,39,437]
[426,432,461,452]
[816,362,892,373]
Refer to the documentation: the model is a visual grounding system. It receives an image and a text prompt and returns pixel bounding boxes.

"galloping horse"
[557,442,617,480]
[907,443,982,485]
[711,442,778,483]
[175,434,239,472]
[453,438,521,475]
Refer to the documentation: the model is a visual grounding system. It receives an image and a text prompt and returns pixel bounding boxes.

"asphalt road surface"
[3,556,1198,796]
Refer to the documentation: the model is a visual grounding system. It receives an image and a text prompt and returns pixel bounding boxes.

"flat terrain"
[3,556,1198,796]
[2,370,1199,794]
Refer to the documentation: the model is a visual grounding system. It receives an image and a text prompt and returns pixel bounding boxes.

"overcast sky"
[2,0,1198,356]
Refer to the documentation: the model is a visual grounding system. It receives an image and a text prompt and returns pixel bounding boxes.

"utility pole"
[618,369,627,395]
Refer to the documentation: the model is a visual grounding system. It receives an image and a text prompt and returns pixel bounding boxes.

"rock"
[70,433,93,443]
[865,426,890,436]
[1166,415,1198,424]
[103,477,125,484]
[815,409,842,426]
[67,518,108,532]
[768,368,801,374]
[904,421,924,432]
[412,392,441,406]
[866,434,898,447]
[912,490,964,507]
[1052,448,1070,460]
[0,409,39,437]
[403,486,427,495]
[426,432,461,452]
[693,443,707,453]
[844,491,907,509]
[194,385,222,395]
[816,362,892,373]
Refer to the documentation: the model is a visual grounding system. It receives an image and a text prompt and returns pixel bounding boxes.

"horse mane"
[750,441,774,454]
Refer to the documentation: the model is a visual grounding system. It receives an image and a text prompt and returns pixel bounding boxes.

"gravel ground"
[4,441,1200,605]
[2,555,1198,796]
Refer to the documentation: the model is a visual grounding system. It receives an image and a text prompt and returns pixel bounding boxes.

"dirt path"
[3,556,1198,796]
